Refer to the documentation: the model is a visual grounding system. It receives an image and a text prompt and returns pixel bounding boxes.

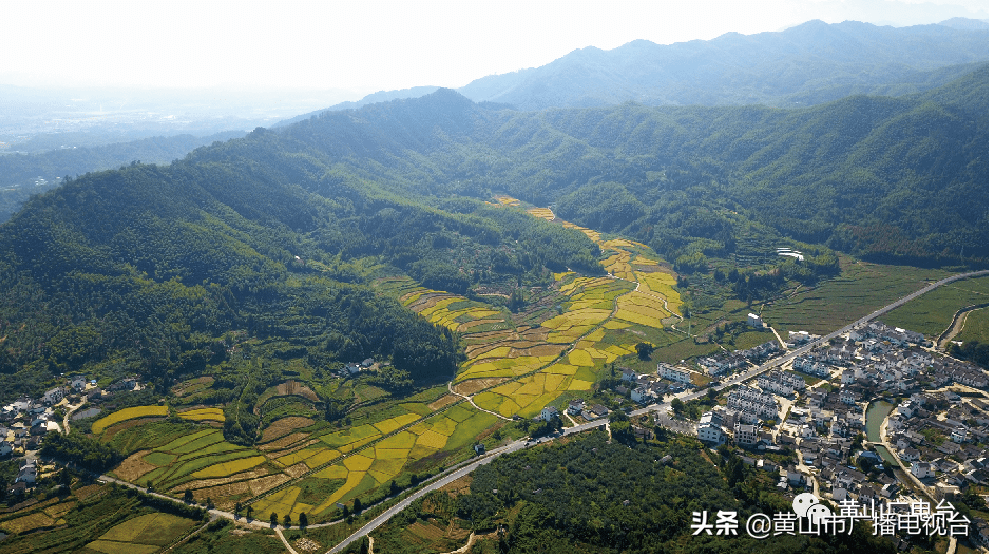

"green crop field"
[764,257,952,335]
[883,276,989,337]
[0,481,199,554]
[957,308,989,344]
[158,448,264,486]
[169,429,226,455]
[95,513,195,546]
[157,428,216,451]
[107,421,209,458]
[143,452,176,466]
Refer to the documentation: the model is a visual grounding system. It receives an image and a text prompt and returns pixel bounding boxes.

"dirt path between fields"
[438,531,498,554]
[938,303,989,350]
[447,382,511,421]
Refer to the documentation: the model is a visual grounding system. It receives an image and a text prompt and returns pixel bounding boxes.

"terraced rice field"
[105,427,278,507]
[489,195,521,207]
[87,513,196,554]
[437,207,682,418]
[384,281,514,335]
[177,407,225,422]
[251,403,497,520]
[92,405,169,435]
[379,207,682,421]
[104,205,683,523]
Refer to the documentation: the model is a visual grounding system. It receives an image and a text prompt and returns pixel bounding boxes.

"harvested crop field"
[74,484,105,501]
[259,431,310,450]
[0,512,56,534]
[113,450,157,482]
[276,381,319,402]
[262,417,316,443]
[284,462,310,478]
[265,439,319,460]
[514,344,564,357]
[170,468,269,492]
[426,394,460,411]
[189,480,250,504]
[43,501,76,518]
[408,521,447,541]
[453,378,508,396]
[249,474,291,496]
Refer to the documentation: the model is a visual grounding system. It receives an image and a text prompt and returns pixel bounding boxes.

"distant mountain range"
[939,17,989,29]
[264,61,989,265]
[4,18,989,268]
[279,18,989,123]
[3,52,989,401]
[6,58,989,263]
[457,19,989,110]
[274,86,443,127]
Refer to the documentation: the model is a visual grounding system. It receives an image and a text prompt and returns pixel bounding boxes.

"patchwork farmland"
[89,202,684,524]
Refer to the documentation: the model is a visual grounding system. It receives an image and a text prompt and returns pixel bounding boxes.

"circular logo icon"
[792,492,819,518]
[806,504,832,525]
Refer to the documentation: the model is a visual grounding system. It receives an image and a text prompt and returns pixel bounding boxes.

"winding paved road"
[326,440,529,553]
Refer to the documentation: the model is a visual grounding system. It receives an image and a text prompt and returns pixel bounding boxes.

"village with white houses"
[561,316,989,546]
[0,375,142,497]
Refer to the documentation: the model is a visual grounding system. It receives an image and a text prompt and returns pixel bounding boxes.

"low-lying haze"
[5,0,988,99]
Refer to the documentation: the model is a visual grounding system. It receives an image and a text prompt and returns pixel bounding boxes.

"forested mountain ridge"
[0,114,602,404]
[273,85,443,128]
[458,19,989,110]
[3,60,989,403]
[267,69,989,266]
[0,131,246,224]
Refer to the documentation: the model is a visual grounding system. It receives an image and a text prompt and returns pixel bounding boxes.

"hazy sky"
[5,0,989,100]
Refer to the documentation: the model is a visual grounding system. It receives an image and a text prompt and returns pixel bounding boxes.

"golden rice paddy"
[92,406,169,435]
[123,205,683,524]
[177,407,225,422]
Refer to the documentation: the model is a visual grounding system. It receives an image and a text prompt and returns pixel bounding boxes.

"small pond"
[72,407,102,420]
[865,400,898,466]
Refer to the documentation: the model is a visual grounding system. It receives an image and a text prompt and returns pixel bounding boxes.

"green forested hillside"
[3,61,989,402]
[265,71,989,267]
[0,131,245,223]
[376,431,898,554]
[0,127,600,403]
